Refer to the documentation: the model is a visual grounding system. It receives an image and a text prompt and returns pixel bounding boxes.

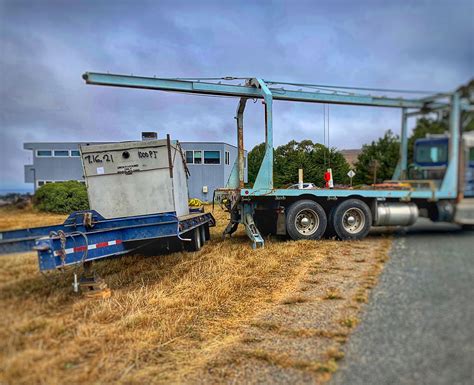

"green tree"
[353,130,400,185]
[247,140,350,188]
[247,142,266,185]
[274,140,350,187]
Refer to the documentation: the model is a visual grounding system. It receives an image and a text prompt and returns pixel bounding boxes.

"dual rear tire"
[286,200,327,240]
[329,199,372,240]
[285,199,372,241]
[184,224,209,252]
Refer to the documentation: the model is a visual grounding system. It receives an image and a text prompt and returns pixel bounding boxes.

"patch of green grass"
[239,349,339,373]
[339,317,358,328]
[281,294,308,305]
[326,347,345,361]
[323,287,343,300]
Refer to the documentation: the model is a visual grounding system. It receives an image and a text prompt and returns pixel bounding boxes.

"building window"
[37,180,55,187]
[225,151,230,165]
[244,156,247,168]
[54,150,70,157]
[194,150,202,164]
[186,150,203,164]
[204,151,220,164]
[37,150,52,157]
[186,151,194,164]
[71,150,81,157]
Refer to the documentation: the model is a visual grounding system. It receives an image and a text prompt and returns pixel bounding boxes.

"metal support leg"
[242,203,264,249]
[79,261,111,298]
[222,207,240,238]
[251,78,274,190]
[237,98,247,188]
[440,91,461,196]
[225,98,247,189]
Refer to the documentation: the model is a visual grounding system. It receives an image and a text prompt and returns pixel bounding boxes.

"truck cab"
[412,136,449,182]
[413,132,474,198]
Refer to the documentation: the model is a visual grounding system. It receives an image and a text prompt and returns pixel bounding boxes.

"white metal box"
[80,139,189,218]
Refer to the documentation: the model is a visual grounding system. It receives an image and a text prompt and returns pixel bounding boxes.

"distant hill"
[340,149,361,167]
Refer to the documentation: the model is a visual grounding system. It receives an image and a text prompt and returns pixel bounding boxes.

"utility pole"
[371,159,380,185]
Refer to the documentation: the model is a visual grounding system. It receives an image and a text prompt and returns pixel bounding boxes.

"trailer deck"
[0,209,215,271]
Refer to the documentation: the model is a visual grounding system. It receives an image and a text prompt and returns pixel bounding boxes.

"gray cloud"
[0,0,473,190]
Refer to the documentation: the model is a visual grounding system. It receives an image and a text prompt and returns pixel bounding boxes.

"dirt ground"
[0,206,391,385]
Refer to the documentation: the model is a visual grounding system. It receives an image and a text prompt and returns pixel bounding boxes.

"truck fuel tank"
[374,202,419,227]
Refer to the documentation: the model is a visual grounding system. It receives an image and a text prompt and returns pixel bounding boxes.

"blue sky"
[1,0,473,191]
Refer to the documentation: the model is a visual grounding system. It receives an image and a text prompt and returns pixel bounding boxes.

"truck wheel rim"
[295,209,319,235]
[342,208,365,234]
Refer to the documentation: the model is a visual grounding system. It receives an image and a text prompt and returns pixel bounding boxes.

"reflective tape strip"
[54,239,122,256]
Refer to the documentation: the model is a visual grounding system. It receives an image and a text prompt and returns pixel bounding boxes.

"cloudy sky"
[1,0,473,191]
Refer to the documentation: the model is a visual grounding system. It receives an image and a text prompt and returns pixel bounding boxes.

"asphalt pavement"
[330,219,474,385]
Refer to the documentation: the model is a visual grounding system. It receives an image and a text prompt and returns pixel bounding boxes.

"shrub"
[33,181,89,213]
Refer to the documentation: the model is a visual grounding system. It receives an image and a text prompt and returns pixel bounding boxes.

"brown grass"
[238,349,339,373]
[323,287,344,300]
[281,294,309,305]
[1,205,394,385]
[0,206,66,230]
[0,205,386,385]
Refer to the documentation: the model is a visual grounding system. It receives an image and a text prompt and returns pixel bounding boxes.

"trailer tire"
[325,208,337,239]
[199,225,206,245]
[204,223,211,241]
[286,200,327,240]
[331,199,372,240]
[184,227,202,252]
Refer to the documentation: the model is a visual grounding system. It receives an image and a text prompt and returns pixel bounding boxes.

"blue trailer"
[81,73,474,248]
[0,136,215,294]
[0,209,214,271]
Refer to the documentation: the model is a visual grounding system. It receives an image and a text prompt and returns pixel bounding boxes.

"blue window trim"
[54,150,70,157]
[36,149,53,157]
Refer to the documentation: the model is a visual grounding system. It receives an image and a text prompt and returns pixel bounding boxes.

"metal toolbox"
[80,137,189,218]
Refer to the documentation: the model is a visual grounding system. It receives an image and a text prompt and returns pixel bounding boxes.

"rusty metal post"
[166,133,173,178]
[236,98,247,188]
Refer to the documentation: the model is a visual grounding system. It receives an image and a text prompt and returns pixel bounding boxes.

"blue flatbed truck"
[79,73,474,248]
[1,74,473,276]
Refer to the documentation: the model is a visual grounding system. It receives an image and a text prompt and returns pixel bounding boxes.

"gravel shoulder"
[330,220,474,385]
[186,236,392,384]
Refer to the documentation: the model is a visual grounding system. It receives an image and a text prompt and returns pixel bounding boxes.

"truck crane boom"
[82,72,472,248]
[82,72,455,189]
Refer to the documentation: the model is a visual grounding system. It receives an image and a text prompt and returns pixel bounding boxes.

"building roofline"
[179,141,245,150]
[24,141,246,150]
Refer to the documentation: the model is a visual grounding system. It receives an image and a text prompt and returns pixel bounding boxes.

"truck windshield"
[415,140,448,166]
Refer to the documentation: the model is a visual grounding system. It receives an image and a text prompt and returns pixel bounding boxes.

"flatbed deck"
[0,209,215,271]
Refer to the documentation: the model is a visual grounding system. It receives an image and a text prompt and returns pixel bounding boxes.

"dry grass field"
[0,206,392,385]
